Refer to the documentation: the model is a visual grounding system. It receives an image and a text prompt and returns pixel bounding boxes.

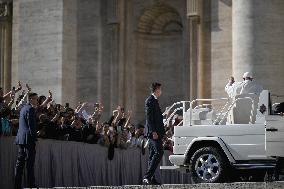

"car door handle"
[266,128,278,132]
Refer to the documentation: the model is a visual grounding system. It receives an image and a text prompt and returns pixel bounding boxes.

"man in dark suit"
[14,93,39,189]
[143,82,165,185]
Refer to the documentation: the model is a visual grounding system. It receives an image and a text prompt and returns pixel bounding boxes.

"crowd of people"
[0,82,182,154]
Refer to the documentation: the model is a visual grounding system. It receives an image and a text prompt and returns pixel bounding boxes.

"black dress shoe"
[142,178,152,185]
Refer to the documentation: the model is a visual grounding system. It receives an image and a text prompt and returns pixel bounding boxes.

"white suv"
[161,90,284,183]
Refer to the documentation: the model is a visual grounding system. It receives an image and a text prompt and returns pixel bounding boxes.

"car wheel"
[190,146,229,183]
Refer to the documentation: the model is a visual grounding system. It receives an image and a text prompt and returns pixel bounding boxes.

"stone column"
[117,0,127,107]
[197,0,210,99]
[3,18,12,92]
[108,0,120,110]
[188,17,198,100]
[187,0,200,100]
[0,1,12,92]
[188,0,210,100]
[12,0,64,102]
[0,24,3,87]
[232,0,284,96]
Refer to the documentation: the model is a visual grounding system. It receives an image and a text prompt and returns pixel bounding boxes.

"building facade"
[0,0,283,122]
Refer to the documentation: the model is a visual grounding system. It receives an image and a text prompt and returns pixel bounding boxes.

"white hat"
[243,72,253,78]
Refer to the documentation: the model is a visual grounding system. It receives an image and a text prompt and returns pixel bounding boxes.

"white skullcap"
[243,72,253,78]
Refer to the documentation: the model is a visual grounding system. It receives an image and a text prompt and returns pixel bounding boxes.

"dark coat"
[69,126,84,142]
[145,95,165,139]
[15,104,37,145]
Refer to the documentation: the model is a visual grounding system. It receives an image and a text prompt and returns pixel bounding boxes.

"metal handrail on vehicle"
[194,104,212,109]
[163,101,191,126]
[189,98,229,126]
[165,107,184,125]
[213,100,231,125]
[176,120,183,127]
[163,101,191,116]
[218,96,255,125]
[164,96,256,127]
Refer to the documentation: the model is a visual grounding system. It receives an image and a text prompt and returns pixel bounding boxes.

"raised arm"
[74,102,83,113]
[3,81,22,99]
[15,84,32,110]
[14,81,22,93]
[7,94,15,108]
[123,110,132,128]
[111,110,120,126]
[40,90,52,108]
[75,102,87,114]
[91,103,103,123]
[51,111,60,123]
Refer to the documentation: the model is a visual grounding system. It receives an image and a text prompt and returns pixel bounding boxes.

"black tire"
[190,146,230,183]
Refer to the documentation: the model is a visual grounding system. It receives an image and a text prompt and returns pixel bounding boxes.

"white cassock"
[225,80,263,98]
[225,80,263,124]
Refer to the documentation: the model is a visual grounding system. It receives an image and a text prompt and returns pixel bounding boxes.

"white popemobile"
[160,89,284,183]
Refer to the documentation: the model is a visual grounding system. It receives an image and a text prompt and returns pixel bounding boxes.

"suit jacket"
[145,95,165,139]
[15,104,37,145]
